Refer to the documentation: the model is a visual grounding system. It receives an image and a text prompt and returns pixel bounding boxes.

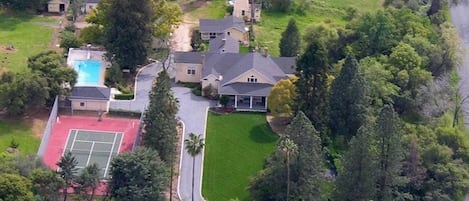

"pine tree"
[329,53,369,140]
[56,152,78,201]
[286,111,324,201]
[104,0,153,71]
[279,18,301,57]
[143,69,178,162]
[375,105,405,201]
[333,124,377,201]
[295,41,331,139]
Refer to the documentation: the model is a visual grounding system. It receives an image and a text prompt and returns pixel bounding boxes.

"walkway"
[172,86,215,201]
[109,62,161,112]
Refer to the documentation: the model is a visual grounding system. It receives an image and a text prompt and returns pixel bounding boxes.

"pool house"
[67,48,111,112]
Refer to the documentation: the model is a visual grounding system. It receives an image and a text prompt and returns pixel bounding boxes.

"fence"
[37,96,59,157]
[132,110,145,151]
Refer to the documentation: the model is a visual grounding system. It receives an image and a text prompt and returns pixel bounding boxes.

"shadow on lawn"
[249,123,278,143]
[0,12,35,32]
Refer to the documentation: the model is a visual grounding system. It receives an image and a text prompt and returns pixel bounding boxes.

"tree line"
[259,0,468,200]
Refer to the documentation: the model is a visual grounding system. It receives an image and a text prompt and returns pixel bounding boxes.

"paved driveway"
[172,86,215,201]
[109,62,161,112]
[450,3,469,201]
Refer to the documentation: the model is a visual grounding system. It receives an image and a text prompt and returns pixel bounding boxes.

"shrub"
[219,95,230,108]
[203,84,218,99]
[79,25,104,45]
[60,31,81,53]
[192,87,202,96]
[190,29,203,51]
[114,93,134,100]
[108,110,142,118]
[9,139,19,149]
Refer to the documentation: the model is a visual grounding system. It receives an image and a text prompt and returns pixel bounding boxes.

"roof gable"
[70,86,111,100]
[199,16,246,33]
[208,34,240,53]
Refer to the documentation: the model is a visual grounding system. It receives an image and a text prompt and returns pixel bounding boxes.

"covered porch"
[219,82,272,112]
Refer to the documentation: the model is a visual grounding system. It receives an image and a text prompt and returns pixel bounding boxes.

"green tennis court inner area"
[64,129,123,178]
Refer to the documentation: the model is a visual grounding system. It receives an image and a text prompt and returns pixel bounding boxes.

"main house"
[199,16,249,45]
[174,35,295,112]
[233,0,261,22]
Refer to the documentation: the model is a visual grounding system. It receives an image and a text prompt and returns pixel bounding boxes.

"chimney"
[201,54,206,69]
[263,47,268,57]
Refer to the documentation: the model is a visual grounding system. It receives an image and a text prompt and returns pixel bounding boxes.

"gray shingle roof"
[199,16,246,33]
[70,86,110,100]
[174,52,203,64]
[219,82,273,96]
[208,34,240,53]
[271,57,296,74]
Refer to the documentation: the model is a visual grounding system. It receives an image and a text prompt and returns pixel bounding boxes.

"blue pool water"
[73,60,102,86]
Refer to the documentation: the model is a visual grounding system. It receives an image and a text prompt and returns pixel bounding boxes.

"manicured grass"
[255,0,383,56]
[185,0,227,20]
[202,112,279,201]
[0,120,40,155]
[0,13,57,72]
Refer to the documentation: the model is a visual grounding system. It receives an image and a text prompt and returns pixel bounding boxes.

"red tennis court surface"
[42,115,140,195]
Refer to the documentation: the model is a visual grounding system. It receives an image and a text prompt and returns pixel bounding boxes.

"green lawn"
[0,13,57,72]
[202,112,279,201]
[0,120,40,155]
[255,0,383,56]
[184,0,227,20]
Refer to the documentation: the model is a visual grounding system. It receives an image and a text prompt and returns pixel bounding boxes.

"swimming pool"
[73,60,103,86]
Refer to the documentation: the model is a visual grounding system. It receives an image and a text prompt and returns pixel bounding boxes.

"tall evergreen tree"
[110,147,169,201]
[329,53,369,140]
[104,0,153,71]
[375,105,405,201]
[287,111,324,200]
[279,18,301,57]
[295,41,331,138]
[333,124,377,201]
[143,69,178,163]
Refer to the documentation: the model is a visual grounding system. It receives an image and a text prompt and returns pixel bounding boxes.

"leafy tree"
[303,24,341,62]
[353,10,398,57]
[110,147,169,201]
[57,152,78,201]
[401,137,427,200]
[79,25,104,45]
[60,31,81,53]
[143,70,178,162]
[30,168,65,201]
[104,0,153,71]
[0,0,47,10]
[359,57,399,113]
[264,0,293,12]
[329,54,369,140]
[0,173,34,201]
[75,163,101,201]
[267,77,297,117]
[184,133,205,201]
[277,137,297,201]
[415,75,453,120]
[333,124,377,201]
[295,41,331,138]
[107,62,123,86]
[279,18,300,57]
[375,105,406,201]
[27,51,78,101]
[151,0,183,38]
[286,111,324,200]
[0,72,49,116]
[70,0,85,22]
[219,95,230,108]
[190,29,203,51]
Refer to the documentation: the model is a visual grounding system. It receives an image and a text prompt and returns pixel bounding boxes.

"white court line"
[85,142,96,166]
[70,130,79,151]
[103,133,118,177]
[74,139,114,145]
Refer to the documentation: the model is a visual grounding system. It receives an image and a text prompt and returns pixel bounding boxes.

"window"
[242,10,245,16]
[80,102,85,107]
[227,31,230,35]
[247,75,257,83]
[209,32,216,39]
[187,66,196,75]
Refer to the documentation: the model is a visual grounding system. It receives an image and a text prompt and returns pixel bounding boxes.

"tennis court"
[63,129,123,178]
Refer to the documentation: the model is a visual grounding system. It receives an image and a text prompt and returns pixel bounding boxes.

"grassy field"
[183,0,227,20]
[0,13,57,73]
[255,0,383,56]
[0,120,40,155]
[202,112,279,201]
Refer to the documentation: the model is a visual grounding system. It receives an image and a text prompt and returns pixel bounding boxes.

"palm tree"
[184,133,205,201]
[56,152,78,201]
[278,137,298,201]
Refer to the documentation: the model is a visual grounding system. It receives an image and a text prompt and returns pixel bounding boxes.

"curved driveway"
[172,86,215,201]
[109,62,161,112]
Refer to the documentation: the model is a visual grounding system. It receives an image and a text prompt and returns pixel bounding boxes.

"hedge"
[114,93,134,100]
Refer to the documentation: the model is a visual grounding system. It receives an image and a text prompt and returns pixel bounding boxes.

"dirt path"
[171,15,197,51]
